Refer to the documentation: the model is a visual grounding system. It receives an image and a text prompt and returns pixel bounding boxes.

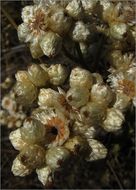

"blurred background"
[1,1,135,189]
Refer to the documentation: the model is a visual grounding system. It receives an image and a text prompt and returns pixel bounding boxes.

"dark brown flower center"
[51,126,58,135]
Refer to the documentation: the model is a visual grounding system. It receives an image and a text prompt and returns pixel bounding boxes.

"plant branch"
[107,160,124,189]
[2,7,18,30]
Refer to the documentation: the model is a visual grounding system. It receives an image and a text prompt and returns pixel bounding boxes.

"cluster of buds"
[10,65,131,186]
[3,0,135,188]
[18,0,93,58]
[101,1,135,53]
[14,63,68,105]
[0,88,26,128]
[17,0,135,59]
[107,51,136,111]
[101,2,127,40]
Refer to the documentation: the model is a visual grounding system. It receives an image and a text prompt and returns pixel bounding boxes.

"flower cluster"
[0,88,26,128]
[9,65,130,186]
[3,0,135,188]
[18,0,92,58]
[107,51,136,110]
[18,0,135,59]
[14,63,68,105]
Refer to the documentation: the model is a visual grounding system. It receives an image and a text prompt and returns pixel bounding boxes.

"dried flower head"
[18,144,45,169]
[6,0,135,187]
[9,128,26,151]
[20,118,46,144]
[80,102,107,125]
[36,166,53,186]
[38,88,62,108]
[71,21,90,42]
[48,64,68,85]
[0,77,13,89]
[102,108,124,132]
[48,5,72,35]
[90,83,114,106]
[18,4,65,58]
[0,88,26,129]
[70,67,93,89]
[12,156,32,177]
[15,71,38,105]
[108,67,136,106]
[66,87,89,108]
[87,139,107,161]
[64,136,87,154]
[81,0,98,15]
[45,146,70,170]
[11,63,133,187]
[113,92,131,112]
[2,96,17,114]
[40,31,62,57]
[66,0,83,20]
[28,64,49,87]
[32,107,70,148]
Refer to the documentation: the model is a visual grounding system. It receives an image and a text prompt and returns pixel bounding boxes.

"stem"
[2,7,18,30]
[107,160,124,189]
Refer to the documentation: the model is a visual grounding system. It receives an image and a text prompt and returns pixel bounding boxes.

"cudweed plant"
[1,0,135,188]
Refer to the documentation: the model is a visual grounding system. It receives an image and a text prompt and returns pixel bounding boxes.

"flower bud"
[36,166,53,186]
[102,108,124,132]
[72,121,89,135]
[21,5,34,23]
[113,93,131,112]
[15,71,29,82]
[64,136,86,154]
[2,96,17,114]
[66,0,83,19]
[28,64,49,87]
[81,0,98,15]
[15,71,38,105]
[66,87,89,108]
[70,67,93,89]
[20,118,46,144]
[48,5,72,35]
[40,31,62,57]
[91,84,114,106]
[17,23,31,42]
[18,144,45,169]
[15,81,38,105]
[87,139,107,161]
[72,21,90,42]
[45,147,70,170]
[38,88,62,107]
[80,102,106,125]
[110,23,127,40]
[12,156,32,177]
[48,64,68,85]
[29,41,44,59]
[9,129,26,151]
